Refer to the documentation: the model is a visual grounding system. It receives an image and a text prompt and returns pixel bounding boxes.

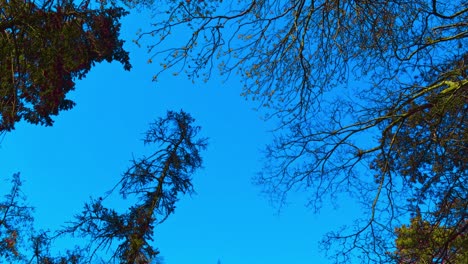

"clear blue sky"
[0,9,361,264]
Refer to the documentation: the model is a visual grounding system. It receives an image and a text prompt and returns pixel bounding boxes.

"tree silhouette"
[0,0,130,132]
[128,0,468,262]
[0,173,32,262]
[64,110,207,263]
[0,111,206,263]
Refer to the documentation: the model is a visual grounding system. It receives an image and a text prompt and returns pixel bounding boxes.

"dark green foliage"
[392,214,468,263]
[0,0,130,132]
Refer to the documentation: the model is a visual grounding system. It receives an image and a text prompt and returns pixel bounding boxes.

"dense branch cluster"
[132,0,467,262]
[0,0,130,132]
[0,0,466,262]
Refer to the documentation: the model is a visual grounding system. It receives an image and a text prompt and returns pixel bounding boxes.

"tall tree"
[128,0,468,262]
[64,110,207,263]
[1,111,206,263]
[0,0,130,132]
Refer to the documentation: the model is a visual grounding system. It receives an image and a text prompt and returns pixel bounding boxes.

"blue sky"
[0,9,361,264]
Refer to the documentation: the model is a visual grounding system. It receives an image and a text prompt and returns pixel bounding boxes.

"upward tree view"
[1,0,467,263]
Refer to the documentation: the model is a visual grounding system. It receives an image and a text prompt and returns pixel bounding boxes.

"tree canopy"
[1,0,467,262]
[130,0,467,262]
[392,214,468,263]
[0,0,130,132]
